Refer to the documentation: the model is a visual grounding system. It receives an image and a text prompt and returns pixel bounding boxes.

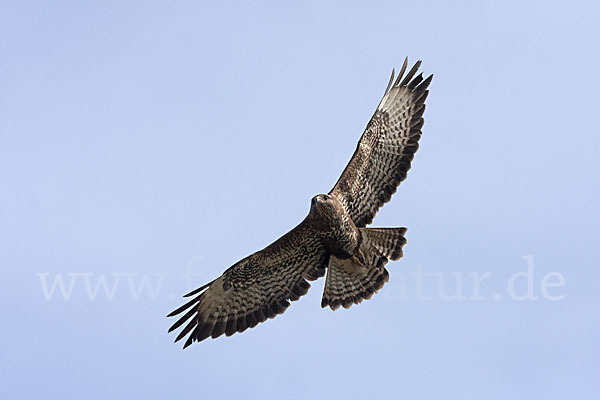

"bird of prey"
[168,58,432,348]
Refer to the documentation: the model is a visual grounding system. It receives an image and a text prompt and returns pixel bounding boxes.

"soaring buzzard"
[168,58,432,348]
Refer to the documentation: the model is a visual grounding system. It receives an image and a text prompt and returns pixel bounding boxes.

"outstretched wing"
[330,58,433,228]
[167,220,328,348]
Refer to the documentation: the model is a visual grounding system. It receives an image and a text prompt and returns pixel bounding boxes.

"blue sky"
[1,1,599,399]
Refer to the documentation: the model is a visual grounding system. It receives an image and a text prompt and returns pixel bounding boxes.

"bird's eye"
[323,195,329,201]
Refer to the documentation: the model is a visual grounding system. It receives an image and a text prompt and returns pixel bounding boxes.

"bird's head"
[311,193,331,206]
[309,193,339,219]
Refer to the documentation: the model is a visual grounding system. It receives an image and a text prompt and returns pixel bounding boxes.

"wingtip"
[393,58,409,87]
[399,60,423,87]
[416,74,434,92]
[183,280,214,297]
[400,57,409,73]
[174,328,189,343]
[183,333,196,349]
[384,68,396,95]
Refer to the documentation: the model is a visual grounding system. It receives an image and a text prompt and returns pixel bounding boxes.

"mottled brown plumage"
[168,58,432,348]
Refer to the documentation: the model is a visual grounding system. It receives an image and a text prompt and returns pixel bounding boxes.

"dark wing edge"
[330,58,433,227]
[167,220,328,348]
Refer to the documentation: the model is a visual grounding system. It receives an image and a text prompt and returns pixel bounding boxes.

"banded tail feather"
[321,227,407,310]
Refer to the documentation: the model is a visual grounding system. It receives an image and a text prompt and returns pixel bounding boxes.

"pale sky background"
[1,1,599,399]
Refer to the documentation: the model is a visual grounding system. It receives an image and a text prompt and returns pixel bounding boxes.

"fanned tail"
[321,227,407,310]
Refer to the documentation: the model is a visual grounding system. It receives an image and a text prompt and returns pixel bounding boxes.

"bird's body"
[308,194,359,258]
[168,58,433,347]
